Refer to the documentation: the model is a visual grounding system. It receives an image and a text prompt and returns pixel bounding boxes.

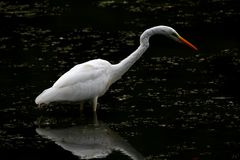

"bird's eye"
[172,32,178,37]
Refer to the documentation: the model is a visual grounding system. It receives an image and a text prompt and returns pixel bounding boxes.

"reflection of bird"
[36,113,144,160]
[35,25,198,111]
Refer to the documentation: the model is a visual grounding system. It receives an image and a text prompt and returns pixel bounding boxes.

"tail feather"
[35,87,60,105]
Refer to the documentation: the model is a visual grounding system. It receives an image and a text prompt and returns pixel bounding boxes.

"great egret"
[35,25,198,111]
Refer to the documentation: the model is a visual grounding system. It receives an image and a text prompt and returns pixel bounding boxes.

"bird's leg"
[92,97,98,112]
[80,101,84,112]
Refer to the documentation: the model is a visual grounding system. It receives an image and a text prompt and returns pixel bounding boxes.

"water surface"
[0,0,240,159]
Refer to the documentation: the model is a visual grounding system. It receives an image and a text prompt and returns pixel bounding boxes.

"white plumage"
[35,59,113,110]
[35,25,197,111]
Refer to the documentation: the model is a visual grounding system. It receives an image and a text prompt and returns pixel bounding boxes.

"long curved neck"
[111,28,155,82]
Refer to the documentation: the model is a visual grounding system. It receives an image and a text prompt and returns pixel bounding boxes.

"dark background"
[0,0,240,160]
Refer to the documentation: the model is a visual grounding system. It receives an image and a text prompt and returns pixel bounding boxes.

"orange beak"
[178,36,198,51]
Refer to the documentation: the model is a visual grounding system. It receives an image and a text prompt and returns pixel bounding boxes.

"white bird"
[35,25,198,111]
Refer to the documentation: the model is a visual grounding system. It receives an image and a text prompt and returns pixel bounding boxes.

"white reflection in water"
[36,113,144,160]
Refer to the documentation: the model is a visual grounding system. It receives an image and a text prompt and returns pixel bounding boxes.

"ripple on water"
[0,1,70,18]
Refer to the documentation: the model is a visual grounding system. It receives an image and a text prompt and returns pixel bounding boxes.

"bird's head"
[159,26,198,51]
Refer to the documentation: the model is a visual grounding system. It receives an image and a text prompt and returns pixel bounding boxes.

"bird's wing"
[53,59,111,89]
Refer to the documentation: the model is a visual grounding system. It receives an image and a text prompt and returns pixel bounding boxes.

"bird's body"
[35,25,198,111]
[35,59,115,111]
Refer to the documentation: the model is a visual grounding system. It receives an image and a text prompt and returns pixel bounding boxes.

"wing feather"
[53,59,111,89]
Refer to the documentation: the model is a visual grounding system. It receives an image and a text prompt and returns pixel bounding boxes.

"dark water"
[1,0,240,159]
